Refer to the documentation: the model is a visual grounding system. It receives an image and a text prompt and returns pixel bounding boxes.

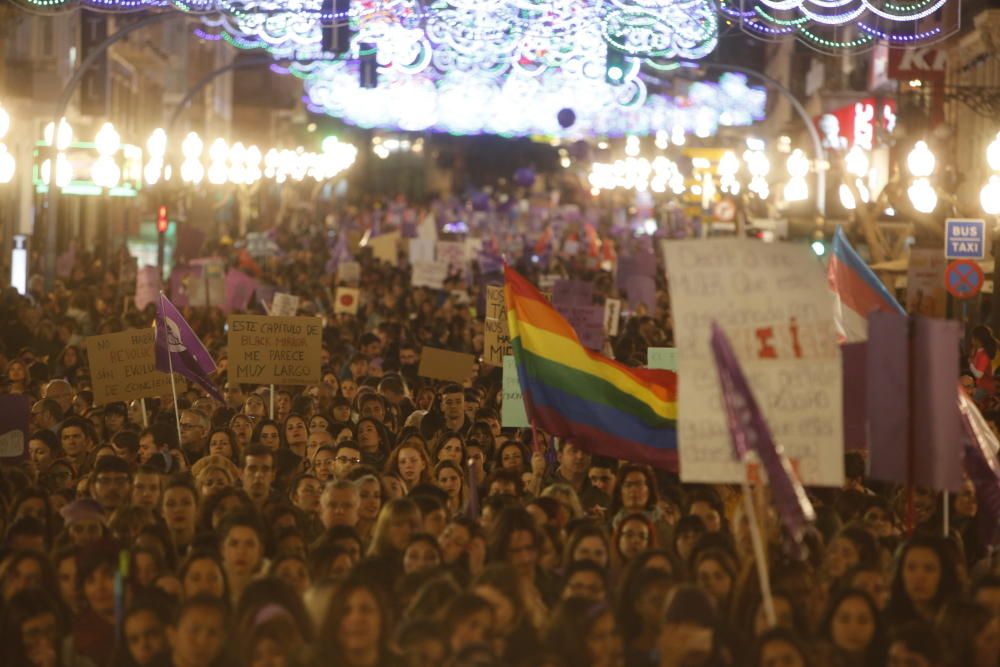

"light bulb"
[94,122,120,156]
[981,175,1000,215]
[908,178,937,213]
[0,105,9,141]
[988,134,1000,172]
[209,138,229,163]
[147,128,167,159]
[182,132,203,159]
[784,177,808,202]
[907,141,935,177]
[839,183,856,210]
[844,146,869,178]
[787,149,809,178]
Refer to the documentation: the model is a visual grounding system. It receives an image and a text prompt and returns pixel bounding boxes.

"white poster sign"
[662,239,843,486]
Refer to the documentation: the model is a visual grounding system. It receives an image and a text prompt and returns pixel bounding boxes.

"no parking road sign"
[945,260,984,299]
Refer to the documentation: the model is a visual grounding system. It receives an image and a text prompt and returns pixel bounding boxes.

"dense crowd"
[0,200,998,667]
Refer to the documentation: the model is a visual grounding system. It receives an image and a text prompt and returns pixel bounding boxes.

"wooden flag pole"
[269,385,275,419]
[742,461,776,628]
[943,491,950,537]
[140,398,149,428]
[905,317,917,535]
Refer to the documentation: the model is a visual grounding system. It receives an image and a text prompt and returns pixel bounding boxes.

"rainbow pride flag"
[828,227,904,343]
[504,265,678,470]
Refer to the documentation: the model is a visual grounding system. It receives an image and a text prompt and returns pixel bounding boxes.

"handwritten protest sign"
[334,287,360,315]
[502,356,530,427]
[338,261,361,286]
[647,347,677,371]
[187,258,225,307]
[662,239,843,486]
[484,285,512,367]
[436,241,466,272]
[604,298,621,336]
[270,292,299,317]
[135,266,160,311]
[369,232,400,264]
[87,329,186,405]
[409,239,435,264]
[418,347,476,383]
[412,261,449,289]
[228,315,323,385]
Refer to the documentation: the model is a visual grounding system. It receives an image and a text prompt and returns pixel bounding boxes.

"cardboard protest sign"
[369,232,400,264]
[624,275,657,311]
[662,239,843,486]
[647,347,677,371]
[409,239,436,264]
[418,347,476,383]
[338,261,361,286]
[484,285,512,367]
[604,298,621,336]
[411,261,449,289]
[501,356,530,427]
[228,315,323,385]
[334,287,360,315]
[135,266,160,311]
[223,269,257,314]
[87,329,186,405]
[0,395,30,460]
[187,258,225,308]
[270,292,299,317]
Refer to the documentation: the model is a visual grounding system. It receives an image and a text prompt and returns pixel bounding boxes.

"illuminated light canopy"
[721,0,958,52]
[305,65,764,137]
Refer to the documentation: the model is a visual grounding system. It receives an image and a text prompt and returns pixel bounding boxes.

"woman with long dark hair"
[885,535,962,627]
[301,576,395,667]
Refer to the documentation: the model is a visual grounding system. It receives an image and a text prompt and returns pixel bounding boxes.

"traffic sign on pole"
[945,259,984,299]
[944,218,986,259]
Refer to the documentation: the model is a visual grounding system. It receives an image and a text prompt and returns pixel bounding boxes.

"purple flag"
[710,322,815,543]
[624,275,657,311]
[867,312,963,491]
[155,293,223,401]
[958,390,1000,550]
[552,279,593,307]
[223,269,258,314]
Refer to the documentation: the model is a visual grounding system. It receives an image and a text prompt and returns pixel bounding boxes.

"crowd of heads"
[0,211,998,667]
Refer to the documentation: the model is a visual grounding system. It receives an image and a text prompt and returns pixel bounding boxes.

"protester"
[0,198,997,667]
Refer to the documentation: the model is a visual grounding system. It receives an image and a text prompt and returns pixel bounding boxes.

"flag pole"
[269,385,275,419]
[942,491,949,537]
[742,460,776,628]
[140,398,149,428]
[161,293,183,450]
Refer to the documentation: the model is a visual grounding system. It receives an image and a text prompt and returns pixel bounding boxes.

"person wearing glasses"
[333,441,364,480]
[89,456,132,513]
[178,409,210,464]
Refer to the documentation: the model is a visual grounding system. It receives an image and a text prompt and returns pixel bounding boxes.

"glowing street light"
[783,149,809,202]
[44,118,73,150]
[981,176,1000,215]
[0,144,14,184]
[92,122,122,189]
[907,140,935,178]
[906,140,937,213]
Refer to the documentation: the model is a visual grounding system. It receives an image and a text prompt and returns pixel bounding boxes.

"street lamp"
[144,128,167,185]
[906,140,937,214]
[783,149,809,202]
[180,131,205,184]
[92,122,121,189]
[0,104,9,141]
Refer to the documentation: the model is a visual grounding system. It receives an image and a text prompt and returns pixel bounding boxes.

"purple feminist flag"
[710,322,816,543]
[958,390,1000,550]
[155,293,223,401]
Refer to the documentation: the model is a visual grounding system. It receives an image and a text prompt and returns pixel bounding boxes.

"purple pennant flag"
[958,390,1000,551]
[155,293,223,401]
[223,269,258,314]
[710,322,816,543]
[867,312,963,491]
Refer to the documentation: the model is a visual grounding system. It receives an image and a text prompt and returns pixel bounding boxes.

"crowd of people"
[0,197,998,667]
